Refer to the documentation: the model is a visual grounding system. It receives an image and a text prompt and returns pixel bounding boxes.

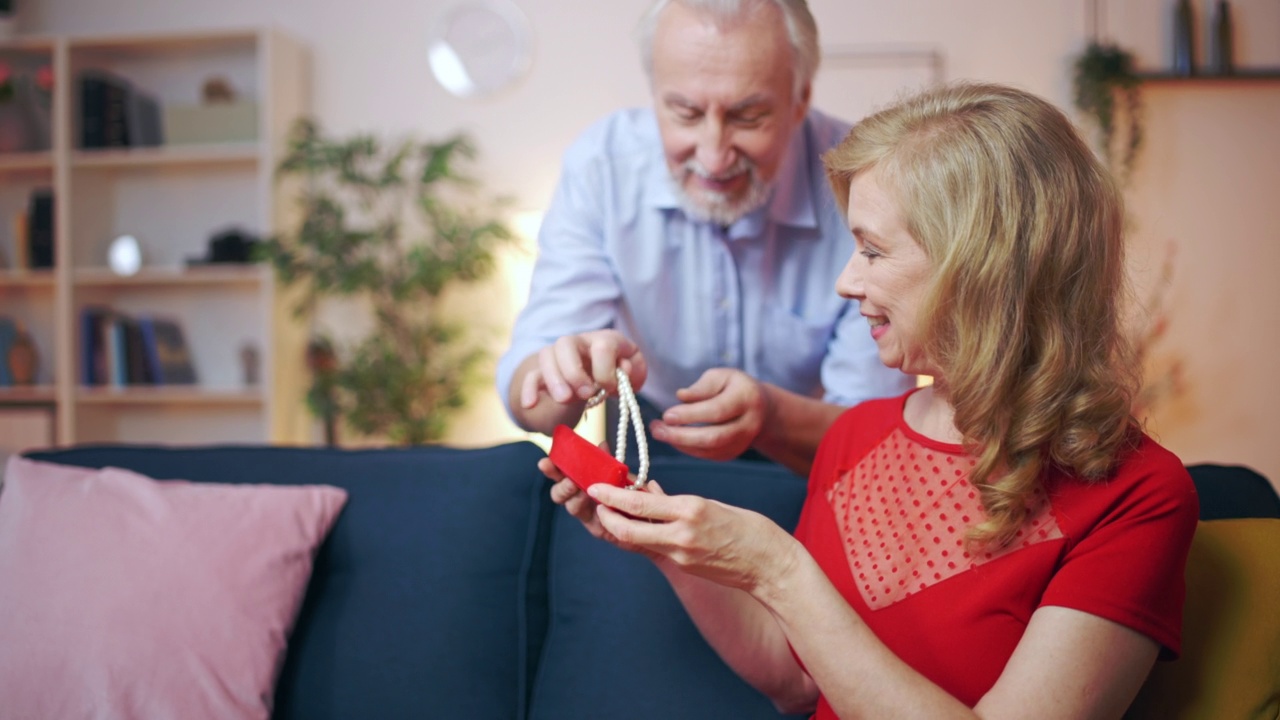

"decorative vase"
[8,327,38,386]
[0,99,27,153]
[1209,1,1234,75]
[1172,0,1196,76]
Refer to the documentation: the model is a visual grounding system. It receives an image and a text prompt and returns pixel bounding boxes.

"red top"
[794,392,1199,712]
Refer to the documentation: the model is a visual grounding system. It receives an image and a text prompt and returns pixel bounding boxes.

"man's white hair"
[636,0,820,103]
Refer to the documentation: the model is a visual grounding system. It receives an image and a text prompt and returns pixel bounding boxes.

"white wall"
[23,0,1280,492]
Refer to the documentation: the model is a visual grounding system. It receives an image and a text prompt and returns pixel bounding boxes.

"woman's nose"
[835,254,864,300]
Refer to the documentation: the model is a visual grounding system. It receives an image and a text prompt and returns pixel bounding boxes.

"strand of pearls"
[583,368,649,489]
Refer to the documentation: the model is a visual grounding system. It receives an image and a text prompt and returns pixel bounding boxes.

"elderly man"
[496,0,913,475]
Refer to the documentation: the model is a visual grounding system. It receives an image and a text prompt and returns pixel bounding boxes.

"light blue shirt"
[497,107,915,417]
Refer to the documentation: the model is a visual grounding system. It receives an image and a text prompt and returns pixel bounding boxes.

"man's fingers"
[674,373,721,403]
[552,337,596,399]
[588,340,621,393]
[536,345,575,403]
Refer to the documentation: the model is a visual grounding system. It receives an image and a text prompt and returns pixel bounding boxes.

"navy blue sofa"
[26,441,810,720]
[25,443,1279,720]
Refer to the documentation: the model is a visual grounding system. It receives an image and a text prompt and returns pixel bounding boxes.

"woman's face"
[835,167,936,377]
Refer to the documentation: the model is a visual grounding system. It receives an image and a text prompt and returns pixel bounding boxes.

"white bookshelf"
[0,28,312,446]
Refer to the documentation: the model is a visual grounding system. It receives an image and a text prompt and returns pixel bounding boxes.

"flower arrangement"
[0,62,51,103]
[0,61,53,153]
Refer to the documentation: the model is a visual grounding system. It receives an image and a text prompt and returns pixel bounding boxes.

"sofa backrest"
[526,455,810,720]
[25,446,1279,720]
[26,442,554,720]
[1127,463,1280,720]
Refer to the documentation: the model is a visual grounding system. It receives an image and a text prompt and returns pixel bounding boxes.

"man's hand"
[655,369,848,476]
[509,329,648,434]
[650,368,766,461]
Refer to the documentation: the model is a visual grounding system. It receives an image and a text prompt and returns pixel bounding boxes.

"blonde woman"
[543,82,1198,719]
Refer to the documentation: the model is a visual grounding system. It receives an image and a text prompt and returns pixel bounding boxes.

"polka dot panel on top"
[825,428,1063,610]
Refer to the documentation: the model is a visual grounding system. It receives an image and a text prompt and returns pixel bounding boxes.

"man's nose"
[695,120,736,176]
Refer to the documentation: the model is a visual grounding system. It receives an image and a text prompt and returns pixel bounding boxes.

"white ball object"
[108,234,142,276]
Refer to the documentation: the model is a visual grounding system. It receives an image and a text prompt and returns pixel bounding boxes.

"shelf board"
[0,385,57,404]
[74,265,268,287]
[68,28,259,54]
[77,386,263,406]
[1136,68,1280,83]
[0,36,57,53]
[0,151,55,172]
[0,269,56,289]
[72,143,260,168]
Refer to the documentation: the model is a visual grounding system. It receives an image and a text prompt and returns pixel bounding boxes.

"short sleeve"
[1041,446,1200,657]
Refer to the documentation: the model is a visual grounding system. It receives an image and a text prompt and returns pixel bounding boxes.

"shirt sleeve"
[1040,444,1200,658]
[494,151,623,420]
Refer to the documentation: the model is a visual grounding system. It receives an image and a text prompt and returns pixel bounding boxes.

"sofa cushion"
[527,456,811,720]
[1127,517,1280,719]
[0,456,347,720]
[23,441,553,720]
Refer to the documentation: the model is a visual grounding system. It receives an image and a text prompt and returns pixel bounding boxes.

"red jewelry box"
[549,424,629,491]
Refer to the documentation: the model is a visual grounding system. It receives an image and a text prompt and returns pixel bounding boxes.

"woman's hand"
[585,480,803,595]
[539,456,611,540]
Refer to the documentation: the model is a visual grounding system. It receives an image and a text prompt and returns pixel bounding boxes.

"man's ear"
[794,82,812,122]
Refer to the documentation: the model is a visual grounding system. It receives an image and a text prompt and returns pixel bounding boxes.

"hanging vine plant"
[1072,41,1144,184]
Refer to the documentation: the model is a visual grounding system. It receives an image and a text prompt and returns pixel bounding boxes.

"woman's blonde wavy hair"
[825,82,1141,548]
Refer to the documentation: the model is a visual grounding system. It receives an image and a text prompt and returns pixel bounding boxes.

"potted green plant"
[261,119,514,445]
[1072,41,1144,184]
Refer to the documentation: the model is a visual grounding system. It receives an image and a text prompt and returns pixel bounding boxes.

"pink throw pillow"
[0,456,348,719]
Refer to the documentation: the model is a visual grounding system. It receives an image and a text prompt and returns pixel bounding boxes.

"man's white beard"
[671,156,773,227]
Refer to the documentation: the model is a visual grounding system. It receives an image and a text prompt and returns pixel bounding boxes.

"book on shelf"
[80,305,113,386]
[9,210,29,271]
[105,316,153,387]
[81,308,197,386]
[28,188,53,269]
[137,316,197,385]
[0,316,17,386]
[79,70,164,150]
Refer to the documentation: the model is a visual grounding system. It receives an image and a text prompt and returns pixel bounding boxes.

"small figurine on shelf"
[240,342,260,386]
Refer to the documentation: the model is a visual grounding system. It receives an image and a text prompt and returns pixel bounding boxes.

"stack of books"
[78,70,164,149]
[80,306,196,387]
